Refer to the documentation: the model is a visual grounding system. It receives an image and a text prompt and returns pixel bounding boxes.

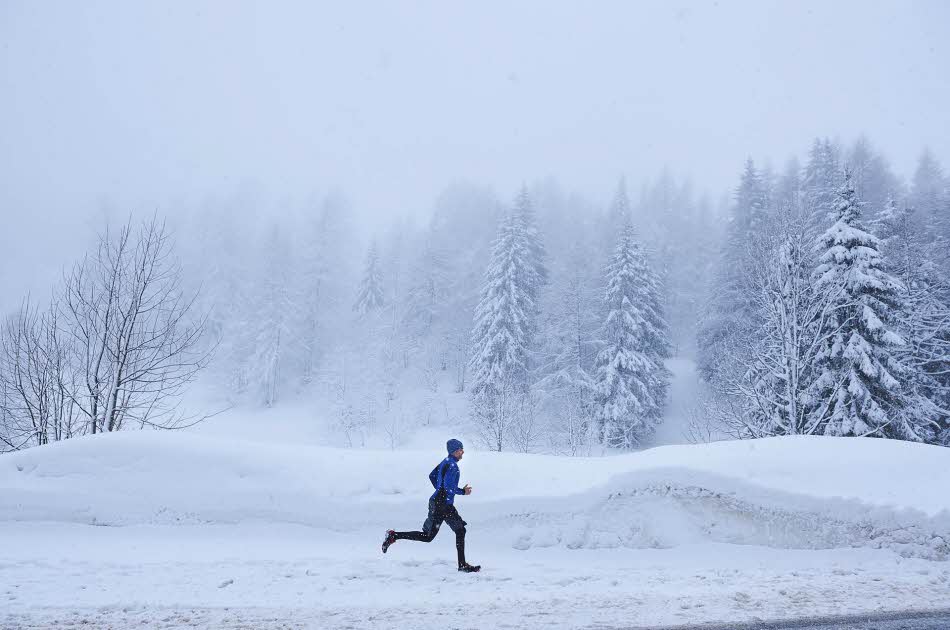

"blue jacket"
[429,455,466,505]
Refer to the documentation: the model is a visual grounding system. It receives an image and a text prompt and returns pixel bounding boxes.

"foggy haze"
[2,0,948,313]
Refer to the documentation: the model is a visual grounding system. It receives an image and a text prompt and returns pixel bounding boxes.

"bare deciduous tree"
[0,298,83,451]
[472,375,536,452]
[510,387,543,454]
[60,216,210,435]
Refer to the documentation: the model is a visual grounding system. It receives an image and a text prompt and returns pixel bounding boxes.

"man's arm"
[428,463,441,489]
[446,465,470,496]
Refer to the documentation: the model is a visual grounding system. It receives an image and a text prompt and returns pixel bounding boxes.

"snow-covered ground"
[3,430,950,629]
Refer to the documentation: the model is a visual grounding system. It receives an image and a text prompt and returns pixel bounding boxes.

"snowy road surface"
[2,433,950,628]
[2,521,950,629]
[640,610,950,629]
[7,611,950,630]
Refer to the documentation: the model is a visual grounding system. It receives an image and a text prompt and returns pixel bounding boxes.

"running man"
[381,439,480,572]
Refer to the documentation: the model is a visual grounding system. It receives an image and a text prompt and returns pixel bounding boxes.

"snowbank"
[2,432,948,558]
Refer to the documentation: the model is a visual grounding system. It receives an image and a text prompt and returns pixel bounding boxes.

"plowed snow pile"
[3,432,948,556]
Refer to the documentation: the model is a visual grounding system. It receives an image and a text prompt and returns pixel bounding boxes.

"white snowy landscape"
[3,410,950,628]
[3,1,950,628]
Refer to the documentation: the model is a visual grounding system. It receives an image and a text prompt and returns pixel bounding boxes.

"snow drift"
[2,432,948,559]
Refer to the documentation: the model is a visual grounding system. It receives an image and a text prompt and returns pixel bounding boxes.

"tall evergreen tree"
[594,222,670,448]
[470,207,541,394]
[354,241,385,316]
[775,157,802,212]
[846,136,900,223]
[802,138,841,238]
[698,158,768,383]
[513,185,548,304]
[425,182,504,391]
[874,200,950,445]
[469,191,547,450]
[297,193,356,386]
[244,225,295,406]
[605,176,633,240]
[911,149,948,246]
[404,241,452,346]
[733,158,769,237]
[536,240,600,453]
[808,174,935,441]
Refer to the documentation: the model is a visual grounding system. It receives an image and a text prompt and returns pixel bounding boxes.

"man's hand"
[463,484,472,495]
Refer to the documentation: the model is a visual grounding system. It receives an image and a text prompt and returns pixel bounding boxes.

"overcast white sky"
[1,0,948,313]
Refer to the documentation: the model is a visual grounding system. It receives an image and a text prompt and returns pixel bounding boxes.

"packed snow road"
[642,609,950,629]
[2,432,950,628]
[7,609,950,630]
[2,521,949,629]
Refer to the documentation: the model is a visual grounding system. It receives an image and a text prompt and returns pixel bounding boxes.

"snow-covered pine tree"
[635,172,720,355]
[808,173,936,441]
[775,157,802,212]
[297,193,356,387]
[594,221,670,448]
[698,158,769,384]
[469,190,546,451]
[911,149,947,245]
[801,138,841,239]
[605,176,632,241]
[178,201,259,393]
[424,182,502,392]
[353,241,385,316]
[536,240,600,454]
[513,184,548,306]
[734,158,770,238]
[242,224,296,407]
[378,222,414,371]
[404,240,451,360]
[874,199,950,445]
[872,199,916,277]
[846,136,900,224]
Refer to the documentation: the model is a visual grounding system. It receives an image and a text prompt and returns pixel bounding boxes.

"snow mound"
[1,431,948,559]
[496,471,950,560]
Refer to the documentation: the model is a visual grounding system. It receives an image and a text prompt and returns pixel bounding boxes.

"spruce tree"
[809,174,934,441]
[594,222,670,448]
[698,158,768,383]
[874,200,950,445]
[733,158,769,237]
[354,241,385,316]
[605,176,633,240]
[470,208,538,394]
[802,138,841,238]
[469,191,548,450]
[536,241,600,453]
[297,194,356,385]
[404,241,451,342]
[245,225,294,406]
[911,149,948,247]
[513,185,548,304]
[775,157,802,212]
[846,136,900,222]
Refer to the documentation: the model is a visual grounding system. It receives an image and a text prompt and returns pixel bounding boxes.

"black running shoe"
[381,530,397,553]
[458,563,481,573]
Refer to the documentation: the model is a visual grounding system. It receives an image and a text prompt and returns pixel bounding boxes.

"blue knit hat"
[446,438,464,454]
